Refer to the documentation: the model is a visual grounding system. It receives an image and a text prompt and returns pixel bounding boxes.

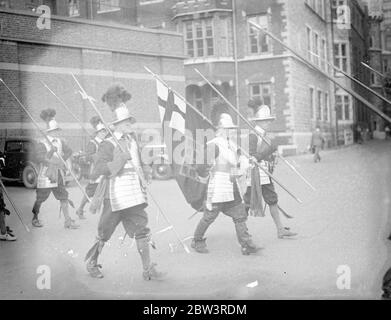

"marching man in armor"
[85,84,164,281]
[244,98,297,239]
[31,109,80,230]
[191,102,260,256]
[76,116,108,219]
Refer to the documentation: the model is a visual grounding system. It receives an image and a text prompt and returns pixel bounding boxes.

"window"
[309,87,315,120]
[313,32,319,66]
[386,35,391,51]
[321,38,327,71]
[68,0,80,17]
[370,72,381,86]
[250,83,272,107]
[184,19,214,58]
[384,59,389,74]
[317,90,322,121]
[306,26,312,60]
[334,42,348,72]
[220,17,233,57]
[248,15,270,55]
[97,0,120,13]
[6,142,23,152]
[336,94,352,121]
[324,92,330,122]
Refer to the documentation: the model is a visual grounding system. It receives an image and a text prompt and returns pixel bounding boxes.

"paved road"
[1,140,390,299]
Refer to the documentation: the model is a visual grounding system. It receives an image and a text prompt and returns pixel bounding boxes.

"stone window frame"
[183,18,215,58]
[324,92,330,123]
[333,41,350,75]
[309,86,316,121]
[249,81,274,111]
[335,91,353,122]
[68,0,81,17]
[316,89,323,122]
[247,13,271,56]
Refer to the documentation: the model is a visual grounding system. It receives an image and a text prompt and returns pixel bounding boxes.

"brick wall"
[0,9,185,151]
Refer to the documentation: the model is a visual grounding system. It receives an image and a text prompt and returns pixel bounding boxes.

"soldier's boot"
[235,221,261,256]
[191,238,209,254]
[32,204,44,228]
[277,227,298,239]
[136,237,165,281]
[76,196,88,220]
[85,239,104,279]
[61,201,80,229]
[192,216,214,253]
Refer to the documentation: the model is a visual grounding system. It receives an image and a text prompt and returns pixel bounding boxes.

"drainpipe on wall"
[329,0,339,146]
[232,0,240,125]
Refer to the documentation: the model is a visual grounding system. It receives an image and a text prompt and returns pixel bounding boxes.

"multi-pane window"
[313,32,319,66]
[321,38,327,71]
[248,15,270,55]
[334,42,348,72]
[386,35,391,51]
[317,90,322,121]
[336,94,352,121]
[309,87,315,120]
[68,0,80,17]
[184,19,214,58]
[306,26,312,60]
[97,0,120,13]
[250,83,272,107]
[324,92,329,122]
[220,17,233,57]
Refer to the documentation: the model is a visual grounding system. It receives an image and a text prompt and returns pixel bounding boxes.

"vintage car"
[0,137,73,188]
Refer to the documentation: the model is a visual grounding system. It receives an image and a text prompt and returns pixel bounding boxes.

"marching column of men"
[2,82,301,280]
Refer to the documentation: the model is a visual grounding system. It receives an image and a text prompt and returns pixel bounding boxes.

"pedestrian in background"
[311,126,325,163]
[385,125,390,140]
[357,125,363,144]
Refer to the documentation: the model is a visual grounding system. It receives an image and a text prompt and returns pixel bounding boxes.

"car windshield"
[6,142,23,152]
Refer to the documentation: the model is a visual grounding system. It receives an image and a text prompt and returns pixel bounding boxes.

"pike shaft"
[0,78,91,203]
[194,67,316,192]
[249,21,391,124]
[145,67,303,204]
[71,74,190,253]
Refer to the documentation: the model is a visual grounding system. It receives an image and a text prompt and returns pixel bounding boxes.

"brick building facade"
[0,3,185,150]
[138,0,373,154]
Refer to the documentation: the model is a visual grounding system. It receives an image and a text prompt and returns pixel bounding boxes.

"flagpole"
[249,20,391,124]
[0,78,92,203]
[145,66,303,205]
[70,74,190,254]
[194,67,316,192]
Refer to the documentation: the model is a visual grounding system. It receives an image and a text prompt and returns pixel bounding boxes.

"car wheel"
[152,163,172,180]
[22,165,37,189]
